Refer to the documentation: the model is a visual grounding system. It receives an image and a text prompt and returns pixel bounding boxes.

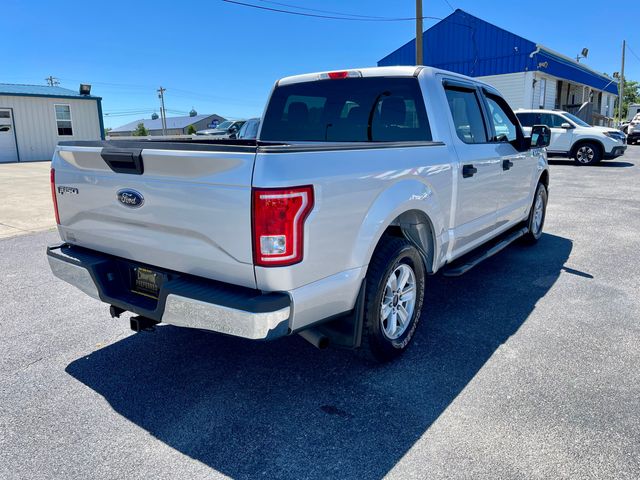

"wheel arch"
[570,138,605,158]
[538,168,549,188]
[352,179,447,278]
[390,210,437,274]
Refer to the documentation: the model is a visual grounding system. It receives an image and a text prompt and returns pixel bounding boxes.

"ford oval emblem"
[117,189,144,208]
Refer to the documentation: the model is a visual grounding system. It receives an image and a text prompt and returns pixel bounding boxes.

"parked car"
[626,114,640,145]
[236,117,260,139]
[196,120,245,139]
[47,66,551,362]
[515,109,626,165]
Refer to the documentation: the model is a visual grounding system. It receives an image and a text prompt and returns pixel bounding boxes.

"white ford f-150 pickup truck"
[48,66,551,362]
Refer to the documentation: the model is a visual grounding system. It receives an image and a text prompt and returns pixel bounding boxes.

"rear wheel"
[522,182,548,244]
[358,237,425,362]
[573,142,602,165]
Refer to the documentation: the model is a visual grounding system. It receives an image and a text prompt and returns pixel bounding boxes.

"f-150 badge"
[57,186,78,195]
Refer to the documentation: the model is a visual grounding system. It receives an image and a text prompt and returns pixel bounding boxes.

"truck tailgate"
[53,144,257,289]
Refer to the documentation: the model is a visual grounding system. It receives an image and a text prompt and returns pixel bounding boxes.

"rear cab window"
[260,77,432,142]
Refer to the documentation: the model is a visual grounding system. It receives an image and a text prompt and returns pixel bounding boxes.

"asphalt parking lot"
[1,149,639,479]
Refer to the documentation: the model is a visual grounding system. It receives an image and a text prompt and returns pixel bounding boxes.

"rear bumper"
[604,145,627,159]
[47,244,290,340]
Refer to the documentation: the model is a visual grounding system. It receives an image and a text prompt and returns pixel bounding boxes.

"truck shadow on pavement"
[66,233,573,480]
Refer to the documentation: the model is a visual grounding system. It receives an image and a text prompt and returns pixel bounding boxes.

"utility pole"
[416,0,423,65]
[618,40,626,125]
[45,76,60,87]
[157,87,167,136]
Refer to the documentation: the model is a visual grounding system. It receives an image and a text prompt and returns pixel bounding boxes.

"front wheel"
[358,237,426,362]
[573,142,602,165]
[522,182,548,244]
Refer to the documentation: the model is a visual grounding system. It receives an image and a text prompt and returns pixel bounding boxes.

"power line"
[104,107,158,112]
[627,44,640,63]
[104,111,156,117]
[255,0,387,19]
[222,0,443,22]
[441,0,455,11]
[58,77,265,106]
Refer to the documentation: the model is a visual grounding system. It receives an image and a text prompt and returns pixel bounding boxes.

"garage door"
[0,109,18,162]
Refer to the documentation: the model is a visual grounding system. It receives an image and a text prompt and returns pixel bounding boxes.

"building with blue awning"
[378,9,618,126]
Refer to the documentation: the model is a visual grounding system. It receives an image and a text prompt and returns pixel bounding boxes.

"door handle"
[502,159,514,170]
[462,164,477,178]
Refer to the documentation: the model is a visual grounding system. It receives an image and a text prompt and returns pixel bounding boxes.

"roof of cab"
[276,66,499,92]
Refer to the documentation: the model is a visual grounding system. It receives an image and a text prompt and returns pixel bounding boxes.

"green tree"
[187,125,197,135]
[104,127,112,137]
[132,122,149,136]
[615,78,640,119]
[623,80,640,117]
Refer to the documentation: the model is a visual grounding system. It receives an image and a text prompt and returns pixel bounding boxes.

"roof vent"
[189,107,197,117]
[79,84,91,96]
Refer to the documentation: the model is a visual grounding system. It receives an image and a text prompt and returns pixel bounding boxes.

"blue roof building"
[0,83,103,162]
[378,10,618,125]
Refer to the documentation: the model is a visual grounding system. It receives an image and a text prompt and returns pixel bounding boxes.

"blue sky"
[3,0,639,129]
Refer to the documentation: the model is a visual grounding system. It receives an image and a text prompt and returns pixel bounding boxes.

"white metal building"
[0,84,103,163]
[627,104,640,121]
[477,60,617,126]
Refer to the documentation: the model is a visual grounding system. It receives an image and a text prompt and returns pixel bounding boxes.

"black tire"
[522,182,548,244]
[572,142,602,165]
[358,236,426,363]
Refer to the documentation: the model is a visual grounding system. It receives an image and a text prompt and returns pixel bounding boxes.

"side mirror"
[561,122,573,129]
[529,124,551,148]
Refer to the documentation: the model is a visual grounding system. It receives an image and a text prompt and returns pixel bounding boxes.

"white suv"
[516,109,627,165]
[627,113,640,145]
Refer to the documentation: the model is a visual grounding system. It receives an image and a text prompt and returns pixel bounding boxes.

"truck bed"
[53,138,440,291]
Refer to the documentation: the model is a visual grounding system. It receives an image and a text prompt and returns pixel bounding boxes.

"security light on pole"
[576,48,589,62]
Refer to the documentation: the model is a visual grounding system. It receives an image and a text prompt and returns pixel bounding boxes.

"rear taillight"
[50,168,60,225]
[252,186,314,267]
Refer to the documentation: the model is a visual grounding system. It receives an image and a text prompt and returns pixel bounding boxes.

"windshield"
[216,121,233,130]
[260,77,431,142]
[563,113,591,127]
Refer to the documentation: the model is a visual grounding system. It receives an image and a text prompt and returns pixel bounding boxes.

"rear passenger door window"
[516,112,542,128]
[543,114,567,128]
[444,87,488,144]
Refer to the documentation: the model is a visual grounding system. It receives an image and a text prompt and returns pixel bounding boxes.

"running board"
[442,227,529,277]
